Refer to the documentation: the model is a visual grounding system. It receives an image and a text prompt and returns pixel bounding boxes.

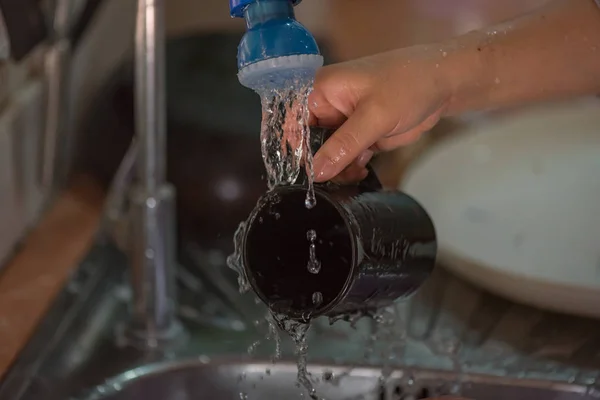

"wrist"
[440,30,494,117]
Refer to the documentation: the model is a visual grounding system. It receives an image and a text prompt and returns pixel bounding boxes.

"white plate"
[401,97,600,319]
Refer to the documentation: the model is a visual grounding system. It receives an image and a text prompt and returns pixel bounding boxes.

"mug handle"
[308,127,383,192]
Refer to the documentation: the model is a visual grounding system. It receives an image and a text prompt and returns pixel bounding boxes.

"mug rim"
[242,184,360,320]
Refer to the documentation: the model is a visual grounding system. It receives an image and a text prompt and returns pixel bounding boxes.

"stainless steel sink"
[2,239,600,400]
[77,359,598,400]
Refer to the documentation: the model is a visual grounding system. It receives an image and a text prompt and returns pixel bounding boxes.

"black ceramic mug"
[242,127,437,321]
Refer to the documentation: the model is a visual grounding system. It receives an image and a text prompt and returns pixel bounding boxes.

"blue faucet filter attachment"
[233,0,323,91]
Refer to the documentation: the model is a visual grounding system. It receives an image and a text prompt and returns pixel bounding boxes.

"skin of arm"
[446,0,600,115]
[310,0,600,183]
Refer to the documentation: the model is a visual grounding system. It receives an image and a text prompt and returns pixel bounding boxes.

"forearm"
[444,0,600,115]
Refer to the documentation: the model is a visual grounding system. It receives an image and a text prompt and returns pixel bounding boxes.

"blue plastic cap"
[237,20,319,69]
[229,0,301,18]
[236,0,319,70]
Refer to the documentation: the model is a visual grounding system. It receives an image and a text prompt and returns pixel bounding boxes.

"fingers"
[373,109,444,151]
[313,102,387,182]
[372,125,424,151]
[356,149,374,167]
[308,89,348,128]
[309,63,366,128]
[331,149,373,184]
[332,166,369,185]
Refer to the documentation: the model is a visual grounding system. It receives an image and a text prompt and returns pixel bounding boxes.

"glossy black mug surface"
[242,128,437,321]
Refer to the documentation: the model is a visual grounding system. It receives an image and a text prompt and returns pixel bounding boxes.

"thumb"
[313,102,388,182]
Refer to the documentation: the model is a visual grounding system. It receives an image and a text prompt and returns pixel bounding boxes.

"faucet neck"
[243,0,295,29]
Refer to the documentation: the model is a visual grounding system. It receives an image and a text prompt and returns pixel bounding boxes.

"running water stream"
[227,72,322,398]
[256,76,316,208]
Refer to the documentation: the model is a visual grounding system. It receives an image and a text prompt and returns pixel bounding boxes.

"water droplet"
[305,191,316,209]
[322,370,334,381]
[494,77,501,84]
[248,340,261,355]
[306,230,321,274]
[312,291,323,306]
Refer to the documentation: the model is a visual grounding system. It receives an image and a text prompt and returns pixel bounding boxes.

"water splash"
[266,312,282,361]
[226,220,457,397]
[372,305,407,382]
[226,209,319,398]
[272,313,319,399]
[226,222,251,293]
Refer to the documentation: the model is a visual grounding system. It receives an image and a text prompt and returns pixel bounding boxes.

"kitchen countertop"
[0,175,105,380]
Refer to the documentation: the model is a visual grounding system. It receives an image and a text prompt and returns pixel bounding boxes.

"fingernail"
[357,150,373,168]
[312,153,336,182]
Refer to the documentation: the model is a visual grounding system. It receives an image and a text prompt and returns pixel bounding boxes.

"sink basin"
[78,359,597,400]
[3,241,599,400]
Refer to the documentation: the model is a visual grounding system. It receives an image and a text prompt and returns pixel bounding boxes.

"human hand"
[308,45,464,183]
[308,0,600,184]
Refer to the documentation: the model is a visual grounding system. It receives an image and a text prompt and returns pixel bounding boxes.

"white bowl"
[402,97,600,319]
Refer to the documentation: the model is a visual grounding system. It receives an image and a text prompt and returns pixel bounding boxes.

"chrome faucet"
[122,0,181,348]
